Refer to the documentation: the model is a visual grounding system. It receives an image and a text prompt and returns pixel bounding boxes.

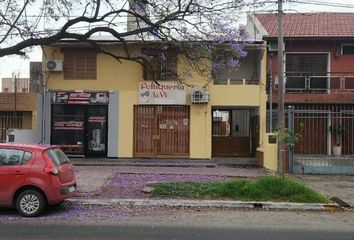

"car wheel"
[16,190,46,217]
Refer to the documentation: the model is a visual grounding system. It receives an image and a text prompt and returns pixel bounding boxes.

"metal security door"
[134,105,189,158]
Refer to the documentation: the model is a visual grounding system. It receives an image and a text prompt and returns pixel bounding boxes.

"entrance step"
[71,158,217,168]
[71,157,258,168]
[213,158,257,167]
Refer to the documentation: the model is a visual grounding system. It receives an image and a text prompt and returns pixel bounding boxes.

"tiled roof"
[255,13,354,38]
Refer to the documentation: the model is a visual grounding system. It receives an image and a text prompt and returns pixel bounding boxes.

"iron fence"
[285,106,354,175]
[0,112,23,143]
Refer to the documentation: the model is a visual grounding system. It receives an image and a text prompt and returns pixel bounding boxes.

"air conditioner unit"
[191,89,209,104]
[46,60,63,72]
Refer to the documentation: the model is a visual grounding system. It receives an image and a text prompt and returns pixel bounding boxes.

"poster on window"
[139,81,186,105]
[52,120,85,155]
[87,116,106,152]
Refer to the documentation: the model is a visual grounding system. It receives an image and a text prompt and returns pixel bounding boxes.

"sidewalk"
[73,165,266,193]
[289,174,354,207]
[71,163,352,211]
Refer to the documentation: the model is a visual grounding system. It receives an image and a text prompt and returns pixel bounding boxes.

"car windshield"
[46,148,71,166]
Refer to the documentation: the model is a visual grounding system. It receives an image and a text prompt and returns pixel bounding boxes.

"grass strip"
[151,176,329,203]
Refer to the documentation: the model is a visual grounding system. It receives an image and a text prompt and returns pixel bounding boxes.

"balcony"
[270,73,354,104]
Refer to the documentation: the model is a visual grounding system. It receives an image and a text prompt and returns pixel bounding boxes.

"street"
[1,205,354,240]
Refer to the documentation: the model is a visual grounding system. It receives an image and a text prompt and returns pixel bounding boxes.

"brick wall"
[0,93,37,111]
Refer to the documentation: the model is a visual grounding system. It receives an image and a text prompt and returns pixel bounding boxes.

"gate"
[212,109,254,157]
[287,106,354,175]
[133,105,189,158]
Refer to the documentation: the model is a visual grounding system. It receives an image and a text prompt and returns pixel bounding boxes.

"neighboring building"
[29,62,42,92]
[1,77,30,93]
[0,63,41,143]
[0,92,37,142]
[246,12,354,174]
[26,39,278,170]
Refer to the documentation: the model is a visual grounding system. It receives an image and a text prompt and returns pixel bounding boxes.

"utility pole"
[277,0,285,177]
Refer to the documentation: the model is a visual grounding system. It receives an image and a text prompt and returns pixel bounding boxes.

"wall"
[43,43,268,159]
[261,133,278,171]
[1,78,30,93]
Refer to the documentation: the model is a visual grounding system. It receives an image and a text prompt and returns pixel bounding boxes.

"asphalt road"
[1,207,354,240]
[1,223,354,240]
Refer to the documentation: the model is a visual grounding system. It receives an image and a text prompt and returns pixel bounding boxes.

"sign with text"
[52,91,109,104]
[139,82,186,105]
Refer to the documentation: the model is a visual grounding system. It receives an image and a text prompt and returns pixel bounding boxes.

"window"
[46,148,71,166]
[342,44,354,55]
[285,53,328,90]
[3,88,9,92]
[142,47,178,80]
[63,48,97,80]
[0,149,32,166]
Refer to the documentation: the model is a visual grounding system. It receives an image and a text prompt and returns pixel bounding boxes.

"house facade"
[246,13,354,174]
[29,39,277,169]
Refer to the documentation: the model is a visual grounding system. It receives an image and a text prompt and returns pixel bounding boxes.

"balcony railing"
[274,73,354,92]
[214,78,260,85]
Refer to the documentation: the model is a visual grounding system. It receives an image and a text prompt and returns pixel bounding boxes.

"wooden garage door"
[134,105,189,158]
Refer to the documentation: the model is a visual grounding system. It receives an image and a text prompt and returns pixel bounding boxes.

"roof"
[255,13,354,38]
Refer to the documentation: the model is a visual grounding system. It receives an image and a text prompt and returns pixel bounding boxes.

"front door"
[212,109,252,157]
[85,106,108,156]
[134,105,190,157]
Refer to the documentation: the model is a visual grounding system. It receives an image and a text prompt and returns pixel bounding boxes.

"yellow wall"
[43,44,272,161]
[22,111,33,129]
[262,134,278,171]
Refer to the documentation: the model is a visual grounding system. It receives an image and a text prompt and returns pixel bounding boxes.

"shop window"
[142,47,178,81]
[62,48,97,80]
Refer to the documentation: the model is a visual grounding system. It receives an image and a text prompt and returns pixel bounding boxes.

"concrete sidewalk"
[72,164,353,211]
[290,174,354,207]
[74,165,266,193]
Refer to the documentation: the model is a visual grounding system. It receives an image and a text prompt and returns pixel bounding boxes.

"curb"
[69,198,342,212]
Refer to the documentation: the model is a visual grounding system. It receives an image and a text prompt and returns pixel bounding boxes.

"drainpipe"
[269,53,273,132]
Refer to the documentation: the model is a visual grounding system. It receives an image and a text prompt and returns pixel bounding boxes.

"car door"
[0,148,33,204]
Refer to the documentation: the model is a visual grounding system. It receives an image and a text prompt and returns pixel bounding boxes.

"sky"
[1,0,354,83]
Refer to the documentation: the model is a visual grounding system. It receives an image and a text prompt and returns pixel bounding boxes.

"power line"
[289,0,354,9]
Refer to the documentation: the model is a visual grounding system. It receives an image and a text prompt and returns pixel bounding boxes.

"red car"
[0,144,76,217]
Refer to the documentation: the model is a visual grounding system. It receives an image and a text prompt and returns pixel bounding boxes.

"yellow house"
[41,40,277,170]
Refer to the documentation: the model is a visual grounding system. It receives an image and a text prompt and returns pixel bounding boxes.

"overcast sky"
[1,0,354,83]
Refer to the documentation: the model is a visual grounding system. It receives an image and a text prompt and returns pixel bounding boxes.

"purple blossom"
[228,59,240,68]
